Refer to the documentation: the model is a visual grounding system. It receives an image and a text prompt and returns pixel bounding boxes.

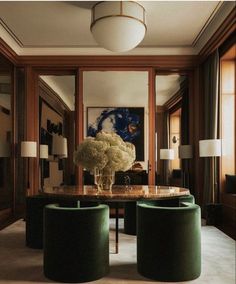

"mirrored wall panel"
[0,55,13,211]
[82,70,149,185]
[39,75,75,188]
[155,74,188,186]
[83,71,149,167]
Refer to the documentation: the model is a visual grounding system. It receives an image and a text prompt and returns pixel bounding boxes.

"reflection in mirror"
[155,74,187,186]
[0,55,12,210]
[83,71,149,184]
[38,75,75,188]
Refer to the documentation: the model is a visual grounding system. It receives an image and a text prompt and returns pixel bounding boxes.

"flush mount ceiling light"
[90,1,146,52]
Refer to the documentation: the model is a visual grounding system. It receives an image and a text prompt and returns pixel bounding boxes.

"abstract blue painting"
[87,107,144,161]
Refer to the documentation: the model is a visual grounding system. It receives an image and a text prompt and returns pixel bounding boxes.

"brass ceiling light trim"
[90,1,147,52]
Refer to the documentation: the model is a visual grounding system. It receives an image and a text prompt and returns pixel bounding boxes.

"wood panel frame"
[25,68,77,195]
[19,64,200,195]
[0,42,202,204]
[155,70,198,195]
[0,53,15,223]
[77,67,156,186]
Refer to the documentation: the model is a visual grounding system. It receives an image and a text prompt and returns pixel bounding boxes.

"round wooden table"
[43,185,190,201]
[42,185,190,253]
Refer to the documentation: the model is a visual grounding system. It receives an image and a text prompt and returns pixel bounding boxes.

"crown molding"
[17,55,199,69]
[0,4,234,69]
[0,38,18,65]
[0,36,199,69]
[198,4,236,60]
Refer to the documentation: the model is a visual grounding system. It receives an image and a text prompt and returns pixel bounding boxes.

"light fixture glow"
[199,139,221,157]
[160,149,175,160]
[21,141,37,158]
[52,135,68,158]
[90,1,146,52]
[40,145,49,159]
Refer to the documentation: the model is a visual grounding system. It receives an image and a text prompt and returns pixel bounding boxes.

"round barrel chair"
[137,201,201,282]
[43,203,110,283]
[124,194,195,235]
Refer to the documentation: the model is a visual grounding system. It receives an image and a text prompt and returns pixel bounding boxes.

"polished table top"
[43,185,190,201]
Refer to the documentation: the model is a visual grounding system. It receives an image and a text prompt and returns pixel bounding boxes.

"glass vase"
[94,168,115,191]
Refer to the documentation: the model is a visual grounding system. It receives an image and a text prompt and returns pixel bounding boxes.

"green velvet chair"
[26,195,79,249]
[43,204,109,283]
[137,201,201,282]
[25,194,99,249]
[124,194,195,235]
[124,201,137,235]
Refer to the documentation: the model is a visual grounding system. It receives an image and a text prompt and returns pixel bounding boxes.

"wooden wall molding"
[199,7,236,61]
[39,79,70,114]
[164,90,182,111]
[25,66,39,195]
[0,38,18,65]
[148,67,156,185]
[18,55,199,69]
[0,7,235,69]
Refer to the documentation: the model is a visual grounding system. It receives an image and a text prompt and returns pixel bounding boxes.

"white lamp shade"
[199,139,221,157]
[160,149,175,160]
[52,135,68,158]
[40,145,48,159]
[21,141,37,157]
[61,137,68,158]
[0,140,10,157]
[179,145,193,159]
[91,1,146,52]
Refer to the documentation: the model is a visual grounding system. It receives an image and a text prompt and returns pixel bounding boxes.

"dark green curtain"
[181,80,189,145]
[162,111,170,184]
[180,79,190,189]
[202,50,219,206]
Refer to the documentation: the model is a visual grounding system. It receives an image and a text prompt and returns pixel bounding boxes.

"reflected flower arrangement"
[73,131,136,173]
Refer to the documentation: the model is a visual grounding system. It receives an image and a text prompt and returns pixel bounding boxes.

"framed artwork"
[87,107,144,161]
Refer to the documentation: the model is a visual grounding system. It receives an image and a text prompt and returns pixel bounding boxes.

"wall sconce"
[178,145,193,188]
[52,135,68,158]
[172,136,179,144]
[21,141,37,190]
[160,149,174,185]
[40,144,48,159]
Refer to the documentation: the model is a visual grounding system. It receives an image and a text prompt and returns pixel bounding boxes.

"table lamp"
[160,149,174,185]
[52,135,68,158]
[178,145,193,188]
[21,141,37,190]
[199,139,221,203]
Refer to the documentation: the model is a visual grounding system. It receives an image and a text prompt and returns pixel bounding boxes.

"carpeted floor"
[0,219,235,284]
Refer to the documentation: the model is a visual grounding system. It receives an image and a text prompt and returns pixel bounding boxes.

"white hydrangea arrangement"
[73,131,136,172]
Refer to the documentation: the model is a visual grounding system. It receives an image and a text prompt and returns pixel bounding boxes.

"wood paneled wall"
[0,9,234,229]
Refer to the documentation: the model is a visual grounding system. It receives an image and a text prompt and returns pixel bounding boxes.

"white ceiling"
[83,71,149,106]
[156,74,182,105]
[0,1,234,56]
[40,75,75,110]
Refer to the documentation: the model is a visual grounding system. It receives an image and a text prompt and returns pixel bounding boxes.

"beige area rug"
[0,219,235,284]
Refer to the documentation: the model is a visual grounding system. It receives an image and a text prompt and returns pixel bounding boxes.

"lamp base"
[205,203,222,225]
